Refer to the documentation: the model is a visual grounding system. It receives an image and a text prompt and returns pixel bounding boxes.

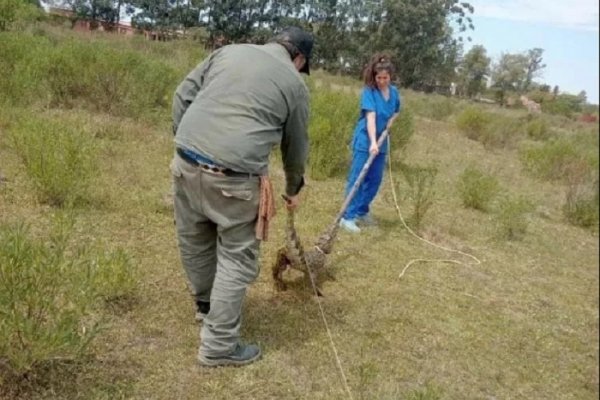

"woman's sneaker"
[198,343,262,367]
[357,214,377,227]
[339,218,361,233]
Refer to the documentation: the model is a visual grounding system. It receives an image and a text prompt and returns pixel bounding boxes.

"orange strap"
[255,175,276,240]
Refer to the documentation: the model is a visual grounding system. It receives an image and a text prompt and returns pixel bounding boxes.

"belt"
[176,148,255,178]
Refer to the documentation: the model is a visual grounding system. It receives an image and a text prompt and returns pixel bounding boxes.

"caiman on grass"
[272,204,339,296]
[271,130,390,296]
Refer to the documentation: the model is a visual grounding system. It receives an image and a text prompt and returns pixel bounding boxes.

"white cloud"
[470,0,599,31]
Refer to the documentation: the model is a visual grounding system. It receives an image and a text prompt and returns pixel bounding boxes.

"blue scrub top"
[352,85,401,154]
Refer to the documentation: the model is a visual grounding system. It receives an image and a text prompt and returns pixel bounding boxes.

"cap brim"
[300,59,310,75]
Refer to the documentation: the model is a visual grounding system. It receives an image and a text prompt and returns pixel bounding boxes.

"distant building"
[47,7,139,38]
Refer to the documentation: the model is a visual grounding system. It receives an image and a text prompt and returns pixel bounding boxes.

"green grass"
[0,25,598,400]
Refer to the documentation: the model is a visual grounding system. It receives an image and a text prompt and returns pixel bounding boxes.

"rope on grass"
[305,265,355,400]
[386,136,482,278]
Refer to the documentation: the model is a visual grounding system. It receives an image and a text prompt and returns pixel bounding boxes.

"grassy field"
[0,26,598,400]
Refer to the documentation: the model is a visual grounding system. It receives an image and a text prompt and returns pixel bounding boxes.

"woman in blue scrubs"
[340,54,401,233]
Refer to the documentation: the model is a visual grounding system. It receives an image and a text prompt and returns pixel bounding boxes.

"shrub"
[457,166,500,211]
[39,41,177,117]
[0,0,41,32]
[563,169,599,229]
[520,138,583,181]
[456,106,491,141]
[390,106,415,152]
[397,162,438,230]
[0,33,178,119]
[410,95,456,121]
[526,118,552,140]
[542,94,584,118]
[570,129,599,170]
[7,114,97,206]
[481,116,524,149]
[307,88,414,180]
[308,89,358,179]
[494,196,534,240]
[0,214,136,380]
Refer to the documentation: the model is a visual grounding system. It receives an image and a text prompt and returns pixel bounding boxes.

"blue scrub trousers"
[343,149,387,220]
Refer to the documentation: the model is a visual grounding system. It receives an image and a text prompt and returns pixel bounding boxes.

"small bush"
[398,162,438,230]
[526,118,552,140]
[308,89,413,180]
[456,106,491,141]
[0,214,136,380]
[0,0,41,32]
[520,139,582,181]
[7,114,97,206]
[570,129,599,170]
[481,116,524,149]
[390,106,415,152]
[563,171,599,229]
[0,33,178,119]
[494,196,534,240]
[308,90,358,179]
[457,166,500,211]
[410,95,456,121]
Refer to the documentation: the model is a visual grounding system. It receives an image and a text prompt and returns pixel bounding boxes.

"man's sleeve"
[171,54,214,136]
[281,89,310,196]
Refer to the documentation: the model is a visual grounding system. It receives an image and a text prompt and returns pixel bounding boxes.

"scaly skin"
[271,209,338,295]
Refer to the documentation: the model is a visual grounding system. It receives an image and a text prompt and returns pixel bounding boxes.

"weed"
[456,106,491,141]
[494,195,534,240]
[457,166,500,211]
[7,114,97,207]
[411,94,457,121]
[0,32,178,119]
[481,116,524,149]
[0,213,136,381]
[563,167,599,229]
[307,90,358,179]
[398,161,438,230]
[520,138,583,182]
[404,383,443,400]
[526,117,552,140]
[390,106,415,152]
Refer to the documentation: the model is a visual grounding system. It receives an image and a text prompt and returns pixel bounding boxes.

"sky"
[466,0,599,104]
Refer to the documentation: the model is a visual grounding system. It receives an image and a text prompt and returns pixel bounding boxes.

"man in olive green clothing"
[171,27,313,367]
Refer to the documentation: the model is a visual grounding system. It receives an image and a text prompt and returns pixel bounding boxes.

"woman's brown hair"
[362,53,395,88]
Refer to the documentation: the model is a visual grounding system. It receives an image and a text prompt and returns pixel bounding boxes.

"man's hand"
[282,194,301,210]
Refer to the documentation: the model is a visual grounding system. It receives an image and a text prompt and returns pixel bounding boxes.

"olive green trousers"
[171,153,261,357]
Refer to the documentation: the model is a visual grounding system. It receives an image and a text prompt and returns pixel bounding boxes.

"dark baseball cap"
[272,26,314,74]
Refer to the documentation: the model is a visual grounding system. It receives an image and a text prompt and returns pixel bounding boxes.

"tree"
[127,0,196,33]
[491,52,528,105]
[64,0,121,24]
[361,0,474,90]
[458,44,491,98]
[523,47,546,91]
[0,0,42,31]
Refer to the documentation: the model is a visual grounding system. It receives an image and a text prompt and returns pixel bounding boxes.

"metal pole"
[333,129,389,224]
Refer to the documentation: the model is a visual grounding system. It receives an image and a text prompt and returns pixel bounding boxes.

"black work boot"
[198,343,262,367]
[195,300,210,322]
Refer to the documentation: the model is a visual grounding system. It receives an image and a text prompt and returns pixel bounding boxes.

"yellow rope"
[304,260,355,400]
[385,136,482,278]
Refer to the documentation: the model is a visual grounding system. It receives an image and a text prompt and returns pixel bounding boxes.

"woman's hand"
[369,141,379,155]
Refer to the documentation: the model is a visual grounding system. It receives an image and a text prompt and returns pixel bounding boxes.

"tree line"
[48,0,475,90]
[4,0,595,109]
